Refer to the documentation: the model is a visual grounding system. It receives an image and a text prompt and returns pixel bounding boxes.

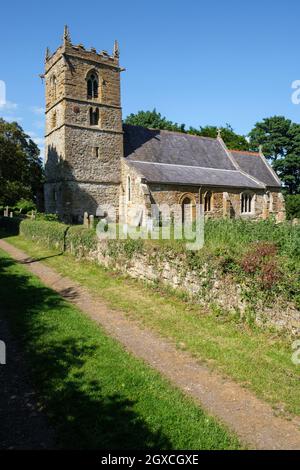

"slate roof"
[230,150,281,188]
[126,161,265,189]
[123,124,281,189]
[123,124,236,170]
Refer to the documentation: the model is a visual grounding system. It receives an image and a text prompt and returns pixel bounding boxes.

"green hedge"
[20,219,69,251]
[65,226,98,258]
[19,220,98,257]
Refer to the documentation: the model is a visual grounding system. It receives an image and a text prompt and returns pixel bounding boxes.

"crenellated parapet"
[45,25,120,72]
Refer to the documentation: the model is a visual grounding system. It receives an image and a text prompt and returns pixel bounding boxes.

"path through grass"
[0,247,240,449]
[3,233,300,417]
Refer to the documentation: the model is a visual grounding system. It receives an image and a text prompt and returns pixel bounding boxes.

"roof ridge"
[258,149,282,186]
[230,148,281,187]
[128,159,257,174]
[123,123,218,141]
[231,149,260,156]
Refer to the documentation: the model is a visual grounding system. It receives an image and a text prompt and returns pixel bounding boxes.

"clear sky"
[1,0,300,158]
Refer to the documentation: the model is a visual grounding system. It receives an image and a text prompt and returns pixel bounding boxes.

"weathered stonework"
[120,164,285,225]
[44,29,123,222]
[64,237,300,336]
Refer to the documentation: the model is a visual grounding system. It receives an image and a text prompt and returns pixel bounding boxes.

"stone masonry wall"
[70,238,300,336]
[120,161,286,224]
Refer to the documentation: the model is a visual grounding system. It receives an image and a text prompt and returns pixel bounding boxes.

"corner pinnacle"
[63,25,71,44]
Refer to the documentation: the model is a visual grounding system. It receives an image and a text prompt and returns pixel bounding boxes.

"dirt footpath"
[1,238,300,450]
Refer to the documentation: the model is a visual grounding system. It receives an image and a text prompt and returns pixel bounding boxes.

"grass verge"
[0,247,240,449]
[3,232,300,417]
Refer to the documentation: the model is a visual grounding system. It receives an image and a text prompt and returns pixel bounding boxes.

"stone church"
[44,27,285,225]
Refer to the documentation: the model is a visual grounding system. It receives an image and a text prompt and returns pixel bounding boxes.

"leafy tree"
[273,153,300,195]
[285,194,300,219]
[125,110,249,150]
[0,118,43,206]
[124,109,186,132]
[248,116,292,161]
[188,124,250,151]
[249,116,300,195]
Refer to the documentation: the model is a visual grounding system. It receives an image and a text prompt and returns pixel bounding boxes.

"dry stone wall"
[81,239,300,337]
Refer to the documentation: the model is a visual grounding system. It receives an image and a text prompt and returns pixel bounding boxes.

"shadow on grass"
[0,224,64,264]
[18,252,64,264]
[0,255,171,449]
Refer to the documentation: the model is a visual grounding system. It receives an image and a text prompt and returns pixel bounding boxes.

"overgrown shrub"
[241,242,278,274]
[35,212,59,221]
[204,218,300,261]
[240,242,282,289]
[20,219,68,251]
[14,199,36,214]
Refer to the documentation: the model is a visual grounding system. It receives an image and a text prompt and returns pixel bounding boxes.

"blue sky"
[1,0,300,158]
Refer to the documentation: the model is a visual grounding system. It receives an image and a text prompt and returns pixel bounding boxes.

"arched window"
[204,191,212,212]
[89,107,99,125]
[87,72,98,99]
[241,193,253,214]
[182,197,192,224]
[127,176,131,202]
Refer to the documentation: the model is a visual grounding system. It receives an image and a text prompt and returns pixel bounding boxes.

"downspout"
[198,186,203,218]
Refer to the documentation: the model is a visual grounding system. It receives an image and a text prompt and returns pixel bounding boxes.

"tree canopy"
[187,124,250,151]
[124,109,186,132]
[0,118,43,207]
[124,109,250,150]
[249,116,300,195]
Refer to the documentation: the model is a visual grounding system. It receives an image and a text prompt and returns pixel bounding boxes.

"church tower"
[44,26,123,222]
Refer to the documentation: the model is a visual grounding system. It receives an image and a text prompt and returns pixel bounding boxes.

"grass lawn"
[3,232,300,417]
[0,247,240,449]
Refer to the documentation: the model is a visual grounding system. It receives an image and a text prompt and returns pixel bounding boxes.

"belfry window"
[89,107,99,125]
[241,193,253,214]
[87,72,98,99]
